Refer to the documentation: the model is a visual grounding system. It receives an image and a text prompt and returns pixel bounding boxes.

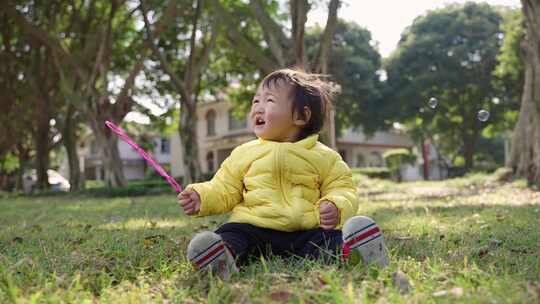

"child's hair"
[261,68,334,140]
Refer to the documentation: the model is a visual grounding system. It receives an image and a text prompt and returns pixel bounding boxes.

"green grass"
[1,174,539,303]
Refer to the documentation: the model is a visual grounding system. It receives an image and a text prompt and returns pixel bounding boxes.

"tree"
[1,4,65,190]
[307,20,383,135]
[213,0,341,147]
[384,3,508,170]
[3,0,177,188]
[140,0,217,184]
[509,0,540,187]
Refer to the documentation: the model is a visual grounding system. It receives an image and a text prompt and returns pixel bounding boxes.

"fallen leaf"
[433,287,463,297]
[475,246,490,259]
[392,271,411,294]
[143,234,167,248]
[527,282,540,300]
[317,274,328,288]
[269,290,293,303]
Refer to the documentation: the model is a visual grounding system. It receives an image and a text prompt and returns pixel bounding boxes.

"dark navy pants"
[215,222,342,265]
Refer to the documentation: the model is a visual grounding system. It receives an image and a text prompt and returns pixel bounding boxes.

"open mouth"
[255,117,265,126]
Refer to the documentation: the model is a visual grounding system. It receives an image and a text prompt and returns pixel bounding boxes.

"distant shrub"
[488,167,513,183]
[81,178,177,197]
[383,149,416,182]
[351,167,391,179]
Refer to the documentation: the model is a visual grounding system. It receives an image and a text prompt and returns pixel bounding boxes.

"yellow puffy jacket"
[186,134,358,232]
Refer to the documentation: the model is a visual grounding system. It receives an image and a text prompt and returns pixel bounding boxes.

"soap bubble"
[428,97,438,109]
[477,110,490,122]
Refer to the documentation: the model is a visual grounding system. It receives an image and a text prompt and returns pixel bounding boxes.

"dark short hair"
[261,68,334,140]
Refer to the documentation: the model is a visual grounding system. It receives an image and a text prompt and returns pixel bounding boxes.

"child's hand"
[319,201,339,230]
[178,190,201,215]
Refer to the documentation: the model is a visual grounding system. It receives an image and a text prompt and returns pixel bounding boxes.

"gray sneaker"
[187,231,238,279]
[342,216,389,267]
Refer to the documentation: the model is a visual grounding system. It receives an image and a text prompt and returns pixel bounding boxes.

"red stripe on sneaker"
[344,226,380,248]
[195,244,225,268]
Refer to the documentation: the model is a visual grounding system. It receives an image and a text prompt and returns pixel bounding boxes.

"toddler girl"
[178,68,388,278]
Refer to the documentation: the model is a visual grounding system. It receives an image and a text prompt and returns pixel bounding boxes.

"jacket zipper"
[275,145,290,206]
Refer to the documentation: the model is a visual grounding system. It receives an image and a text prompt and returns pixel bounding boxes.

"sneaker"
[342,216,389,267]
[187,231,238,279]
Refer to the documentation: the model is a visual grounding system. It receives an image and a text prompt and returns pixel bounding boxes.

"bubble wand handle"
[105,120,183,193]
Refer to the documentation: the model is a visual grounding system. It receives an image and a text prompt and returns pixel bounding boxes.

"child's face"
[250,80,303,142]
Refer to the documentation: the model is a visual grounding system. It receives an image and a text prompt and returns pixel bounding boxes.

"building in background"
[63,134,171,182]
[72,99,443,182]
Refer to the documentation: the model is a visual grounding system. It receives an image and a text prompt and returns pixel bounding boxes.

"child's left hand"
[319,201,339,230]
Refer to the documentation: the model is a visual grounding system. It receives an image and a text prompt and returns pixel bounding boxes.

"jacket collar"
[258,134,319,149]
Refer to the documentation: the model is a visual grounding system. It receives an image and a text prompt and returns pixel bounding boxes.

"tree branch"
[314,0,340,74]
[140,0,186,94]
[185,0,203,90]
[248,0,290,66]
[192,19,219,84]
[211,0,277,73]
[3,4,86,81]
[113,61,144,120]
[290,0,309,69]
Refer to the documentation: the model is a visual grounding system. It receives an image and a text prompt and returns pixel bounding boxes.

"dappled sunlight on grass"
[0,173,539,302]
[98,218,190,231]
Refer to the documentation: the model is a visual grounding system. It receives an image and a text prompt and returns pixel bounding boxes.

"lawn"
[1,173,539,303]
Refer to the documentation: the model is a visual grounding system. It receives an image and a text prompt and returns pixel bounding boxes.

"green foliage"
[1,176,539,302]
[384,3,510,169]
[351,167,391,179]
[493,8,524,108]
[383,148,416,164]
[474,135,506,167]
[0,153,19,174]
[307,21,383,135]
[383,149,416,181]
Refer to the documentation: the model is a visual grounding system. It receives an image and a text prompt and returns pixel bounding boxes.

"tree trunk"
[463,139,475,171]
[290,0,309,69]
[63,105,85,191]
[34,97,50,190]
[511,0,540,188]
[90,116,127,188]
[15,148,28,192]
[100,132,126,188]
[314,0,340,74]
[179,102,201,184]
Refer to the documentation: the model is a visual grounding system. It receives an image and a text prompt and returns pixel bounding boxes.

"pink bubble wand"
[105,120,183,193]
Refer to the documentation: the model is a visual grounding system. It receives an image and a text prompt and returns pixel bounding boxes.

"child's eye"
[267,98,274,103]
[252,99,259,104]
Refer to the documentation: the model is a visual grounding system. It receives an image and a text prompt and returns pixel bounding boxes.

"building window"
[206,109,216,136]
[160,138,170,154]
[206,151,215,173]
[356,154,366,167]
[369,152,383,167]
[228,109,247,130]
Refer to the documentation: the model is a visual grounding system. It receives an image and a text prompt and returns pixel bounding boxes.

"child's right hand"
[177,190,201,215]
